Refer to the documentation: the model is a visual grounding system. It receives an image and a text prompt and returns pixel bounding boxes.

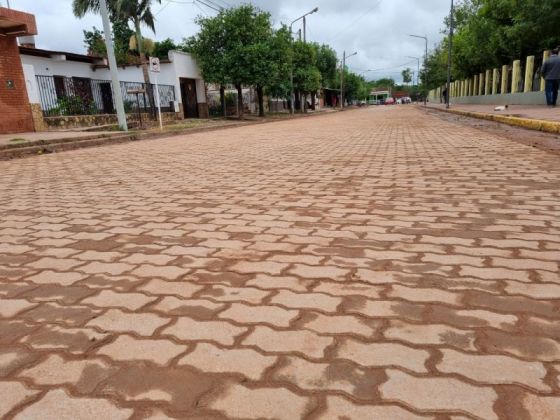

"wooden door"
[180,78,199,118]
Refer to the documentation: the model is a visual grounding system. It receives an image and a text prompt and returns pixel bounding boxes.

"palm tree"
[73,0,161,117]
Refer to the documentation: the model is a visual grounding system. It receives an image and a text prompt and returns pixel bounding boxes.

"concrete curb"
[427,106,560,134]
[0,110,341,161]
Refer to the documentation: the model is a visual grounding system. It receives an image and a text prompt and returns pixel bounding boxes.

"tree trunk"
[220,85,226,117]
[303,93,308,113]
[311,92,316,110]
[256,85,265,117]
[236,83,243,119]
[135,19,156,120]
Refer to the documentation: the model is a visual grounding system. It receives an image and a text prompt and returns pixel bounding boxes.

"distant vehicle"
[384,97,395,105]
[359,100,367,106]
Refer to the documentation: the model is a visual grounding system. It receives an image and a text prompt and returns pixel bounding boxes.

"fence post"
[501,65,508,94]
[492,68,499,94]
[473,75,479,96]
[541,50,550,92]
[485,69,491,95]
[478,73,484,96]
[524,56,535,93]
[512,60,521,93]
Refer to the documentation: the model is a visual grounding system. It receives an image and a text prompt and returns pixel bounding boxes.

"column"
[501,64,509,94]
[524,56,534,93]
[512,59,521,93]
[492,68,499,95]
[473,75,479,96]
[540,51,550,92]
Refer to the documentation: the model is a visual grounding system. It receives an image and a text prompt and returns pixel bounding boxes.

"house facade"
[18,41,208,130]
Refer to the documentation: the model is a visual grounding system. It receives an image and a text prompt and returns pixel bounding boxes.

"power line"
[196,0,222,12]
[327,0,383,43]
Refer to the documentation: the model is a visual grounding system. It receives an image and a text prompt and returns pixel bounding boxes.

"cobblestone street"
[1,106,559,419]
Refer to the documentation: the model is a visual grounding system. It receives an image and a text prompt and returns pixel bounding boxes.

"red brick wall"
[0,36,34,133]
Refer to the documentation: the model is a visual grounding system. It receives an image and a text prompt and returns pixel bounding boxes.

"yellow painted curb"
[429,107,560,135]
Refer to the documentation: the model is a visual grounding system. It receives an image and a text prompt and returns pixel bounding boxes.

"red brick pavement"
[0,107,559,419]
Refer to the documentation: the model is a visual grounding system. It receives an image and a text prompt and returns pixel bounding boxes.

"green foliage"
[51,96,97,116]
[293,41,322,94]
[369,78,396,88]
[313,43,338,88]
[341,70,368,101]
[426,0,560,86]
[153,38,177,59]
[401,68,413,85]
[83,27,106,56]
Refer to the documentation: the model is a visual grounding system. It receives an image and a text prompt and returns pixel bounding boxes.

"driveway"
[1,107,559,419]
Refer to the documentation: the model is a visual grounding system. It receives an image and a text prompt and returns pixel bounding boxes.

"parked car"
[384,97,395,105]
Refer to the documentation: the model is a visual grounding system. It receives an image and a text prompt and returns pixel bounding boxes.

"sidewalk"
[0,109,339,160]
[427,103,560,134]
[0,130,118,148]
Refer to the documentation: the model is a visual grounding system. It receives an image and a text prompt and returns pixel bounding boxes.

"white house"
[19,44,208,123]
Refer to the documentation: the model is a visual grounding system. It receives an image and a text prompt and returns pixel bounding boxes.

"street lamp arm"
[289,7,319,29]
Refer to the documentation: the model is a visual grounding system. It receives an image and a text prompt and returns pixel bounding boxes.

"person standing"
[541,47,560,106]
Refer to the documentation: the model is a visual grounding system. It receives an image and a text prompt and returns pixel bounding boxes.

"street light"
[409,34,428,106]
[340,51,357,109]
[446,0,455,108]
[406,56,420,86]
[289,7,319,114]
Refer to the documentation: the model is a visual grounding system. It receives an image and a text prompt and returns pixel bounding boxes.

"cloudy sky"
[7,0,451,83]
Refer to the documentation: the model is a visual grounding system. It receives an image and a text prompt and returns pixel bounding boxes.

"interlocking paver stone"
[13,389,133,420]
[1,107,559,418]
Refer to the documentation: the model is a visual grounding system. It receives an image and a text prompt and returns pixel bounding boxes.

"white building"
[19,45,208,122]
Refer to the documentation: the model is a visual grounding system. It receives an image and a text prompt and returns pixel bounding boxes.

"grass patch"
[9,138,27,143]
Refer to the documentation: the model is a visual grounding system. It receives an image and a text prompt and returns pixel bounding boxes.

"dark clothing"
[545,79,559,106]
[541,54,560,80]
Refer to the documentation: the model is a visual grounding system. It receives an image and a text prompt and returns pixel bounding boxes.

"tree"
[220,5,273,118]
[187,5,289,118]
[264,26,293,104]
[293,41,321,112]
[401,68,413,85]
[183,13,229,116]
[424,0,560,86]
[83,17,134,65]
[153,38,177,59]
[73,0,161,117]
[314,43,338,88]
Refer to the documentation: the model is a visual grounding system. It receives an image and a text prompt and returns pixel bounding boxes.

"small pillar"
[492,68,499,94]
[473,75,479,96]
[541,51,550,92]
[512,60,521,93]
[485,69,491,95]
[524,56,534,92]
[501,65,509,94]
[478,73,485,96]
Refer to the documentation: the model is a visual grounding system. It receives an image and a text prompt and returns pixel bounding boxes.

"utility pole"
[340,51,357,109]
[6,0,11,8]
[289,7,319,114]
[446,0,455,108]
[340,51,345,110]
[99,0,127,131]
[303,16,306,43]
[409,34,428,106]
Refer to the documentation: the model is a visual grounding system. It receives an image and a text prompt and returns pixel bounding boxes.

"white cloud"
[10,0,451,83]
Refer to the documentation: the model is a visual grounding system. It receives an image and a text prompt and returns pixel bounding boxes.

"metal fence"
[36,75,176,117]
